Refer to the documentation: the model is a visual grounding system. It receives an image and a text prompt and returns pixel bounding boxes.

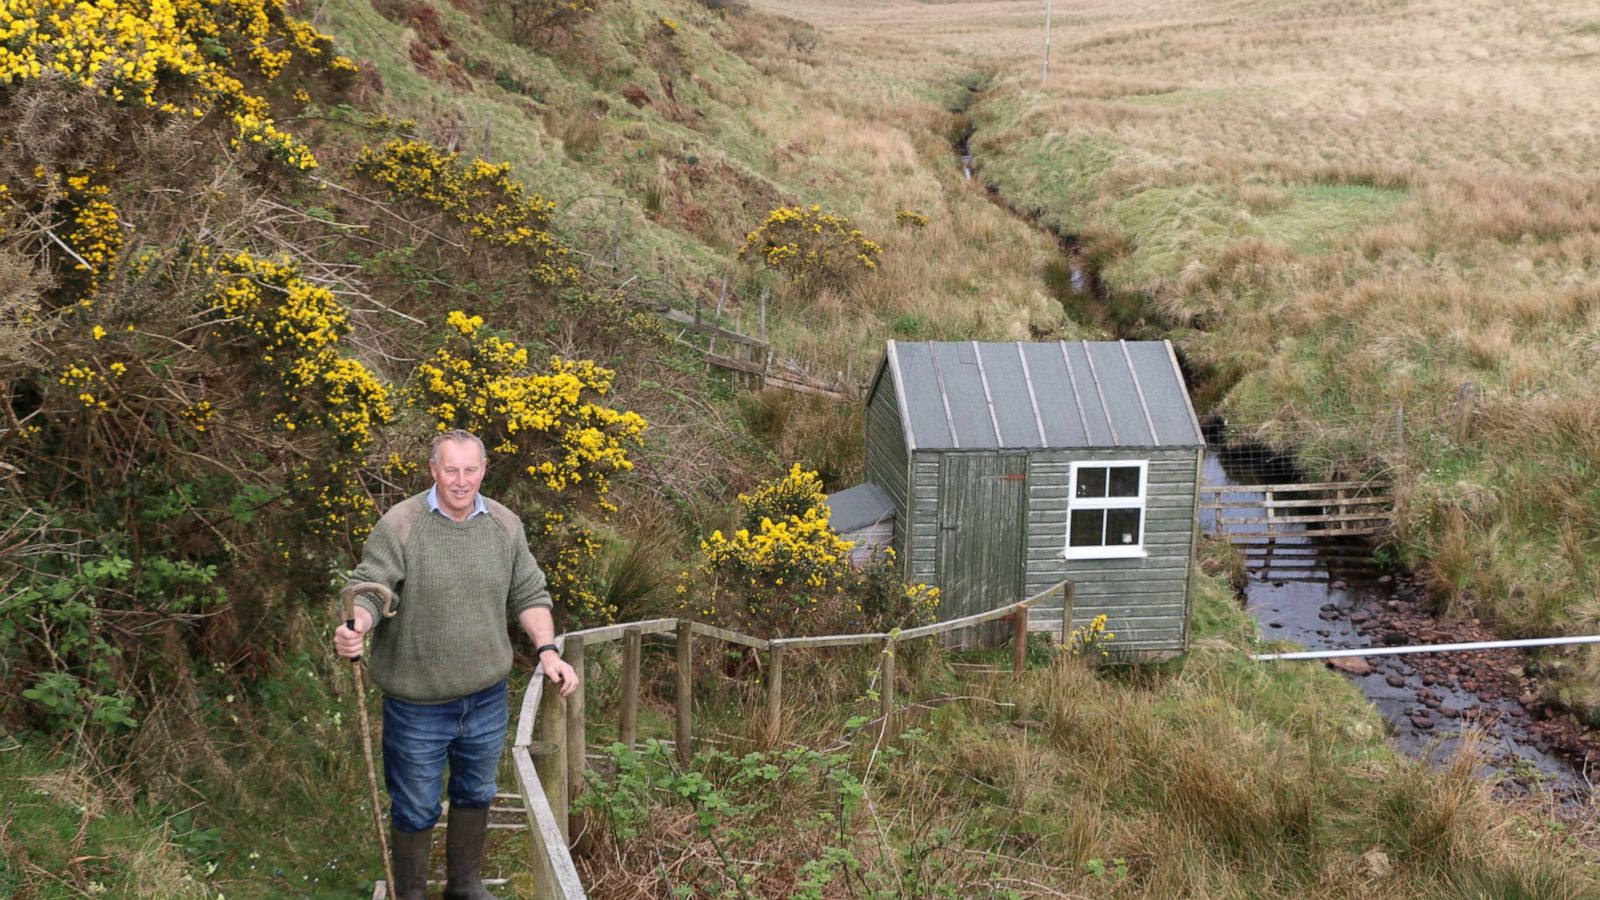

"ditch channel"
[950,95,1596,802]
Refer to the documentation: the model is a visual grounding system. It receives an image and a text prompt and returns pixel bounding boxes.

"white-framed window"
[1064,460,1148,560]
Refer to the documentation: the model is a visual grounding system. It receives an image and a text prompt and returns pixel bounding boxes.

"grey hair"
[430,429,487,464]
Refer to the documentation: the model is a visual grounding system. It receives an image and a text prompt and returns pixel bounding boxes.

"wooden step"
[374,878,509,899]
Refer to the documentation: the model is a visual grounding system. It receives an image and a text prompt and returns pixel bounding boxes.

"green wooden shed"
[848,339,1205,656]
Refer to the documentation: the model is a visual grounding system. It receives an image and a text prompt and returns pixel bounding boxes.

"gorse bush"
[210,251,393,456]
[410,310,647,627]
[0,0,352,193]
[0,0,367,752]
[738,204,883,287]
[355,139,578,283]
[682,465,938,636]
[498,0,595,46]
[414,310,647,506]
[0,0,656,749]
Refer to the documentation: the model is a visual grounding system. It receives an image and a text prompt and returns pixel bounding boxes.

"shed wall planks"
[907,455,941,585]
[1024,448,1199,653]
[865,372,910,555]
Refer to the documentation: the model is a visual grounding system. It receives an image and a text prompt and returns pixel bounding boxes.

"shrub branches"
[682,465,938,636]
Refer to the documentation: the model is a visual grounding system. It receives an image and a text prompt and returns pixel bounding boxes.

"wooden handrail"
[509,579,1074,898]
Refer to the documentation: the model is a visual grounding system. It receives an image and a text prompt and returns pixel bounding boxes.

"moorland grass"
[570,570,1599,898]
[759,0,1600,650]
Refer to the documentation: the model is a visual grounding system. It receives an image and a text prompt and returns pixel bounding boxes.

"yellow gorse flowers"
[0,0,346,164]
[683,466,943,636]
[696,464,855,615]
[414,310,647,504]
[355,139,577,283]
[230,111,317,170]
[738,204,884,284]
[701,506,853,592]
[64,177,122,296]
[209,251,392,454]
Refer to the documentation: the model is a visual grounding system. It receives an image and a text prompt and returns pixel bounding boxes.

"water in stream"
[1202,454,1592,798]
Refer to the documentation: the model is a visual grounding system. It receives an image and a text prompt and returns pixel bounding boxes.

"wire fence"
[1205,380,1488,485]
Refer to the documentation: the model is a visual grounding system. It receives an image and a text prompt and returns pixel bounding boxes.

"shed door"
[937,454,1027,618]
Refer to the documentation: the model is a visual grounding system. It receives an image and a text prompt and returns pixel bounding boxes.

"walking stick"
[342,581,398,895]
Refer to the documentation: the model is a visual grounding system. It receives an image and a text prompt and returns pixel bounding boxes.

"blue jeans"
[382,679,509,833]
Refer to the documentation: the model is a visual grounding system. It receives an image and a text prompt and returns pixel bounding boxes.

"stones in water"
[1328,656,1375,676]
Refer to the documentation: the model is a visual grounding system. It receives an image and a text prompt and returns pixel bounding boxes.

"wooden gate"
[1198,481,1391,543]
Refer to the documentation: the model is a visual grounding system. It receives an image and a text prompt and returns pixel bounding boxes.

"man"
[335,429,578,900]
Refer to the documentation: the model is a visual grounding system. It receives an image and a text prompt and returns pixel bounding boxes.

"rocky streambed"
[1242,534,1596,800]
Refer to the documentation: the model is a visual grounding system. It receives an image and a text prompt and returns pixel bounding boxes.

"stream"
[1203,451,1593,800]
[953,105,1596,801]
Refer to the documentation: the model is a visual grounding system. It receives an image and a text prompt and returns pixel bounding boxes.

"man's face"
[429,439,486,520]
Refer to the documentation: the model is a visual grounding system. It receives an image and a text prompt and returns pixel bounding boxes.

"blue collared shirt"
[426,484,487,520]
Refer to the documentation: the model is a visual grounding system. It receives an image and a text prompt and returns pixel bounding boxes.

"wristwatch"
[535,643,561,658]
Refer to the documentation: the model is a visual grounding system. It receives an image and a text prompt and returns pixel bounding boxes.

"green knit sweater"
[347,491,551,704]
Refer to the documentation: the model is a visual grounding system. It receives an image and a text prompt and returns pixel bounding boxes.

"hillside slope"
[3,0,1598,896]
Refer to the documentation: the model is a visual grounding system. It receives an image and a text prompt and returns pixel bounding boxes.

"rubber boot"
[443,805,496,899]
[389,826,433,900]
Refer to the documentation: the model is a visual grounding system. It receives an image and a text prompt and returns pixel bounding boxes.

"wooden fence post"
[879,639,895,729]
[620,627,641,749]
[766,643,784,748]
[1060,581,1075,646]
[564,635,586,845]
[535,671,568,842]
[675,621,694,765]
[1012,603,1029,673]
[1456,382,1478,443]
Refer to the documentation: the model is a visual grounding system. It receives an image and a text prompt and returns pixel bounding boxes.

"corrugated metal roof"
[823,482,896,533]
[871,340,1202,450]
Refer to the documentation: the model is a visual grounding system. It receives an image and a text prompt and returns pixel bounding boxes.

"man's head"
[429,430,487,521]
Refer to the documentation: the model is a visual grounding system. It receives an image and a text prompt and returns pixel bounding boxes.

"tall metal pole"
[1041,0,1054,86]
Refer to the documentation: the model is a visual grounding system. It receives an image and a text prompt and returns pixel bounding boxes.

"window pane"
[1108,466,1141,498]
[1106,509,1142,546]
[1070,509,1105,546]
[1075,467,1107,499]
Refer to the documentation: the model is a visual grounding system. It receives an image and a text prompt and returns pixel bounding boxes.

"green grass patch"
[1255,183,1408,254]
[0,736,208,898]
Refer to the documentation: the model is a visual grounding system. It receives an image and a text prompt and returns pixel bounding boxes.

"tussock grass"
[753,0,1600,643]
[577,573,1600,897]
